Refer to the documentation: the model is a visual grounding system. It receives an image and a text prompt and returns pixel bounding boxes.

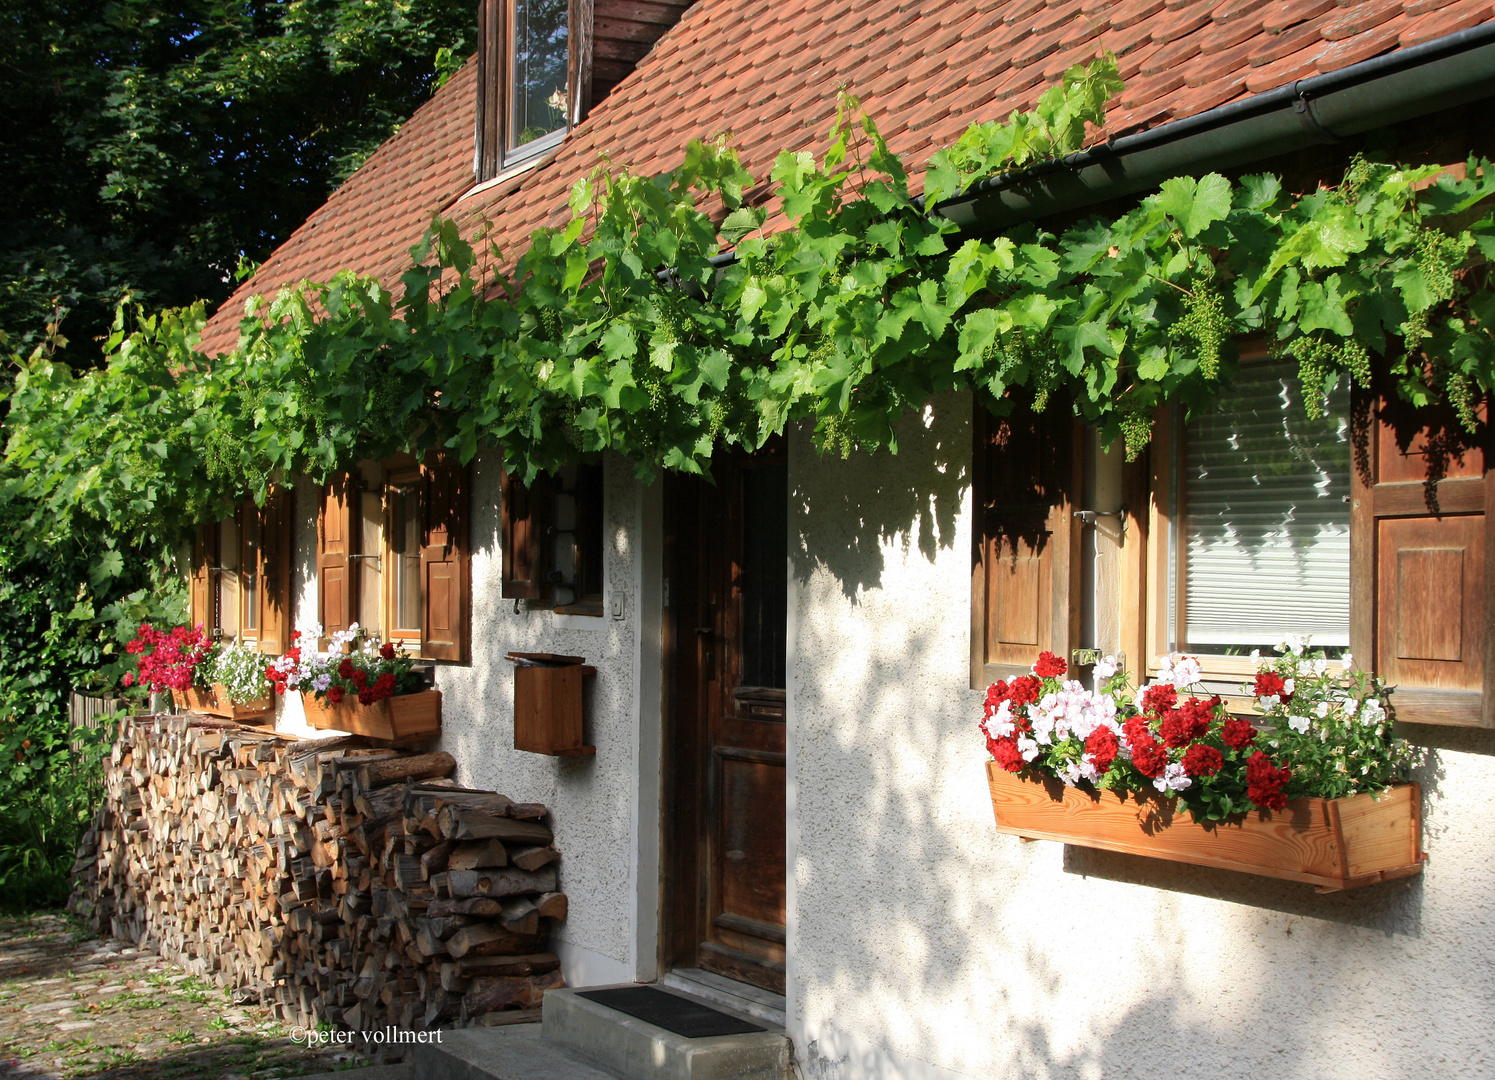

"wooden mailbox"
[508,652,596,756]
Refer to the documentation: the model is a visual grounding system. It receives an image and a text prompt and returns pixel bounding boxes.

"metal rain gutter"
[932,21,1495,232]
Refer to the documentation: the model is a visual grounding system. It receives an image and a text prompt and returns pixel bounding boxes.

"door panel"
[664,448,787,994]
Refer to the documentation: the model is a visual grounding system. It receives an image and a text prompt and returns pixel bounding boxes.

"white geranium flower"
[1283,678,1296,696]
[1288,715,1311,734]
[1017,736,1040,762]
[1250,649,1261,661]
[1312,658,1329,676]
[313,673,331,692]
[1342,652,1354,670]
[1094,655,1118,679]
[1315,701,1330,719]
[1058,761,1083,787]
[1170,656,1202,689]
[1360,698,1385,726]
[987,699,1016,738]
[1260,694,1280,708]
[1154,762,1193,793]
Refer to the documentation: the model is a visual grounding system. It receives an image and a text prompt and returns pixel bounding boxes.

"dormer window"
[475,0,592,182]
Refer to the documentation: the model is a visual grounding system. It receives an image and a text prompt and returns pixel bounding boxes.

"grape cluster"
[1170,262,1229,380]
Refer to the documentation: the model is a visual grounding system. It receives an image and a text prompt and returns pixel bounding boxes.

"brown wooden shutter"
[318,475,356,640]
[1351,394,1492,726]
[501,469,553,601]
[971,403,1082,689]
[189,523,216,633]
[257,488,294,655]
[421,454,470,662]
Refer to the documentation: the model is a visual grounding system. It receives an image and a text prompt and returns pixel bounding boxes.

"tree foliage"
[8,56,1495,562]
[0,0,474,371]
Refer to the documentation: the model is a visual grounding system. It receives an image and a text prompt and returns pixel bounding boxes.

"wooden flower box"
[302,689,441,742]
[986,763,1425,893]
[172,685,273,724]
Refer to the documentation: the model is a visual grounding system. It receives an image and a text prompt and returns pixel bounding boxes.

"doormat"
[577,986,767,1038]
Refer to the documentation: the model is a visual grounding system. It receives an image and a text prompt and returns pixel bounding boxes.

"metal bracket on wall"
[1073,504,1128,540]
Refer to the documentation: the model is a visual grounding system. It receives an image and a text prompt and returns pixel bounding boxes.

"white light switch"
[610,591,626,620]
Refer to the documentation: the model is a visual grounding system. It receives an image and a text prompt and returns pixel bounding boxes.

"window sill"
[457,136,565,205]
[552,602,604,618]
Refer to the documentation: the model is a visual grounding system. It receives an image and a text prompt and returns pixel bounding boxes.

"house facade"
[196,2,1495,1076]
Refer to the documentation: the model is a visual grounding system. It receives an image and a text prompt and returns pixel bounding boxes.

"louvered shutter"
[971,404,1082,687]
[501,469,553,601]
[318,476,356,640]
[257,488,294,655]
[189,523,216,633]
[1351,394,1492,726]
[421,454,470,662]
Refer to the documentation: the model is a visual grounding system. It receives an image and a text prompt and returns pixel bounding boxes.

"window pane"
[241,511,260,632]
[509,0,568,149]
[391,482,422,633]
[359,490,383,635]
[740,462,787,689]
[216,518,239,638]
[1178,357,1350,652]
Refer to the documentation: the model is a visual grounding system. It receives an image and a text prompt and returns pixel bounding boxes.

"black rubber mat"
[576,986,766,1038]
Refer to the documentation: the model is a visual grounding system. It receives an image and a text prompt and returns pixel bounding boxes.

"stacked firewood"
[70,713,566,1031]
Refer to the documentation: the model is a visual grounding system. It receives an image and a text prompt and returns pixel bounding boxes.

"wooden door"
[663,447,788,994]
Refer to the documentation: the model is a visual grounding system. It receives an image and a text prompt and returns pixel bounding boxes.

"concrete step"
[410,1024,626,1080]
[659,969,786,1028]
[543,985,791,1080]
[296,1066,412,1080]
[409,983,791,1080]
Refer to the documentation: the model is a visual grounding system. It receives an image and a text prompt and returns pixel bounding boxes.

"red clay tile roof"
[198,0,1495,357]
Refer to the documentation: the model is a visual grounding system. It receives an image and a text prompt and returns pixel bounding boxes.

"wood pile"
[70,713,566,1031]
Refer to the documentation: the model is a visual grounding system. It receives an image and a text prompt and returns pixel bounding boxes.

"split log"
[447,840,509,872]
[359,752,456,790]
[463,971,565,1015]
[437,808,554,845]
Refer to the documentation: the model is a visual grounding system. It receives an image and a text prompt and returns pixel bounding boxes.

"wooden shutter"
[1351,394,1493,726]
[257,488,294,655]
[971,403,1082,688]
[318,475,357,640]
[189,523,216,632]
[501,469,553,601]
[421,454,470,662]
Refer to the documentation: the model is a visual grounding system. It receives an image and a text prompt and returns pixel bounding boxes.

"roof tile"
[200,0,1495,356]
[1261,0,1335,32]
[1201,12,1265,51]
[1401,0,1492,39]
[1321,0,1403,39]
[1210,0,1271,23]
[1248,17,1327,64]
[1316,15,1408,68]
[1111,0,1167,30]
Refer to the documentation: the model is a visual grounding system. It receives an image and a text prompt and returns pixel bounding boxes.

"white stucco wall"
[274,453,655,989]
[786,394,1495,1080]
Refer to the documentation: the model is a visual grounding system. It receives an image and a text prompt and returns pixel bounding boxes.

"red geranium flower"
[991,736,1025,773]
[380,642,396,660]
[1007,675,1043,708]
[1129,732,1169,779]
[1160,696,1217,747]
[358,689,376,706]
[1254,671,1291,702]
[1085,727,1120,773]
[1222,716,1257,752]
[338,659,356,680]
[1246,751,1291,810]
[1033,651,1067,678]
[326,686,345,704]
[352,670,368,688]
[1182,744,1223,777]
[1141,684,1177,716]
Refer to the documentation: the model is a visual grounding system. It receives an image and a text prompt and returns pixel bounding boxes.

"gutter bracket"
[1291,85,1339,144]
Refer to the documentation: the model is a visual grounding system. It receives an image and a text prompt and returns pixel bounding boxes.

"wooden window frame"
[319,456,471,661]
[190,491,292,655]
[501,462,606,618]
[475,0,593,183]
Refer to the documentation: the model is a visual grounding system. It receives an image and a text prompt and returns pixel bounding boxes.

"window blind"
[1175,357,1351,651]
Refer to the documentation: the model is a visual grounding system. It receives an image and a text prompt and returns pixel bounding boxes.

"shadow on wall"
[783,400,1495,1080]
[790,396,969,602]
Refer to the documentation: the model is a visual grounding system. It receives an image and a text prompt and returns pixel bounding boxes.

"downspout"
[931,21,1495,231]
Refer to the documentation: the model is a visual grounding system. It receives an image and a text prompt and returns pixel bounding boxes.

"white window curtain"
[1173,355,1351,651]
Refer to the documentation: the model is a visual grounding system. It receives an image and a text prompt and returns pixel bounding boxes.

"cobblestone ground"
[0,913,373,1080]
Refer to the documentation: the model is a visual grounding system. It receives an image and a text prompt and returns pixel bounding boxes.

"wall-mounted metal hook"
[1073,504,1129,540]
